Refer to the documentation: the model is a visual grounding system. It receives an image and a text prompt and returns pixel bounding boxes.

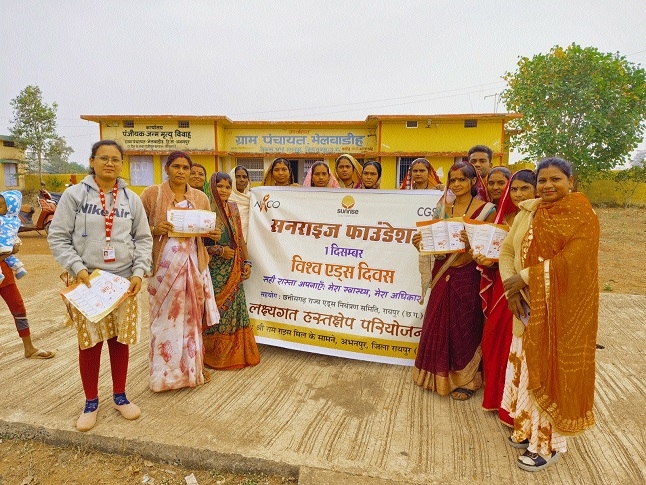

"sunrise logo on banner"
[245,187,443,365]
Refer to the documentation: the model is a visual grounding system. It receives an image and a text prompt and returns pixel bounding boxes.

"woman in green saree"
[203,172,260,369]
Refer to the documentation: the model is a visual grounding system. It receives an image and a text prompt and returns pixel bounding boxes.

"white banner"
[245,187,442,365]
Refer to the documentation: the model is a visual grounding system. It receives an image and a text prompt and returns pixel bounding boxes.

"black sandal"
[450,387,476,401]
[517,450,561,472]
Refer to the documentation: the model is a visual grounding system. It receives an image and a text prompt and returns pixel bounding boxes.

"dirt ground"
[1,206,644,484]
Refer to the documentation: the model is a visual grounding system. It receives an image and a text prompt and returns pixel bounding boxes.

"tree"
[9,85,59,182]
[613,156,646,208]
[46,136,82,174]
[502,44,646,185]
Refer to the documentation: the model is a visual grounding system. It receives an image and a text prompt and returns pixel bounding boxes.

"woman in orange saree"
[499,158,599,472]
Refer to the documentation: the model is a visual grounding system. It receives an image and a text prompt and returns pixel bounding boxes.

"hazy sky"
[2,0,645,166]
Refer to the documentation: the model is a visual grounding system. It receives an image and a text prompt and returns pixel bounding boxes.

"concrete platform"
[1,254,645,484]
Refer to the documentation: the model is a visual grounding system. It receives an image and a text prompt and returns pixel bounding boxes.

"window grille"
[235,158,264,182]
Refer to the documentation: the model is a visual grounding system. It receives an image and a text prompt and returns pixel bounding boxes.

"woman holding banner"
[412,161,495,401]
[203,172,260,369]
[141,151,221,392]
[261,158,300,186]
[334,154,362,189]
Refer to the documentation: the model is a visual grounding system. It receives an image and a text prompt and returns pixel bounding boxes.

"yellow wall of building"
[81,114,516,191]
[379,119,503,156]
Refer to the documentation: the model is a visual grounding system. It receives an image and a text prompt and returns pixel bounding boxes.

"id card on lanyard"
[98,182,119,263]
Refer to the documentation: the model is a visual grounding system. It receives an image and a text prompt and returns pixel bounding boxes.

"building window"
[2,140,15,147]
[397,157,416,185]
[3,163,18,187]
[464,119,477,128]
[123,120,134,128]
[455,156,468,163]
[178,120,190,128]
[235,158,264,182]
[406,120,418,128]
[129,155,153,186]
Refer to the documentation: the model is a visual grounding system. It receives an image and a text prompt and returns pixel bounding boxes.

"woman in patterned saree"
[203,172,260,369]
[412,162,496,400]
[475,169,536,425]
[141,151,221,392]
[499,157,599,472]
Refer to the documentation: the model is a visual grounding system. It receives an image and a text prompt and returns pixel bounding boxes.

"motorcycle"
[18,190,59,234]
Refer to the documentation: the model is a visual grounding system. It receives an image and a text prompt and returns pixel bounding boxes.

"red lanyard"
[98,182,119,244]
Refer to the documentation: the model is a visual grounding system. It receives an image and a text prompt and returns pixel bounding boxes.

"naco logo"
[255,194,281,212]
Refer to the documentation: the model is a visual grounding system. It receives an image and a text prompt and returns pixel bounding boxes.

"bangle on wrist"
[215,245,223,257]
[243,260,252,267]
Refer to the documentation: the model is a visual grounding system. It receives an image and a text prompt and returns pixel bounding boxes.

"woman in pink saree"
[141,151,221,392]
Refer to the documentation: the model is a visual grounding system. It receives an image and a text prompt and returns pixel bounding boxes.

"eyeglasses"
[96,156,123,164]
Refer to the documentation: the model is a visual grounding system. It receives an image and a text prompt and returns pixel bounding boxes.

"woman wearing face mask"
[203,172,260,370]
[359,161,382,189]
[499,158,599,472]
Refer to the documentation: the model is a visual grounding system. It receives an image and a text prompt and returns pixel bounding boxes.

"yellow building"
[80,113,520,193]
[0,135,24,191]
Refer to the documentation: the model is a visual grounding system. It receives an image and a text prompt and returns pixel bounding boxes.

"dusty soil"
[1,206,643,484]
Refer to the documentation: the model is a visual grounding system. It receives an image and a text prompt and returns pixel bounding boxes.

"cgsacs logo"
[255,194,281,212]
[417,206,438,217]
[337,195,359,214]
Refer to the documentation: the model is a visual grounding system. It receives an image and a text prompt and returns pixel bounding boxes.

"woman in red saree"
[476,169,536,425]
[499,158,599,472]
[412,162,496,400]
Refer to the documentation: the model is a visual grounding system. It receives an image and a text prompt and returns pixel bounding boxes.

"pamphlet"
[60,269,131,323]
[463,219,508,260]
[416,218,466,254]
[167,209,217,237]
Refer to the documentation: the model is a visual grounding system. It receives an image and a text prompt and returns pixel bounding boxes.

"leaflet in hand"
[463,219,508,260]
[167,209,217,237]
[60,269,131,323]
[416,218,466,254]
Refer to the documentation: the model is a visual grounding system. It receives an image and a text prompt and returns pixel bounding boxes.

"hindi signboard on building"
[227,128,377,154]
[245,187,443,365]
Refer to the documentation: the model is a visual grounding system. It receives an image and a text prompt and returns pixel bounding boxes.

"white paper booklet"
[167,209,217,237]
[463,219,508,260]
[60,269,131,323]
[416,218,466,254]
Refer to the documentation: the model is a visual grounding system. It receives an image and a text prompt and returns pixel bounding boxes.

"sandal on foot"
[76,409,98,432]
[450,387,476,401]
[517,450,561,472]
[113,402,141,420]
[508,436,530,449]
[26,349,55,360]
